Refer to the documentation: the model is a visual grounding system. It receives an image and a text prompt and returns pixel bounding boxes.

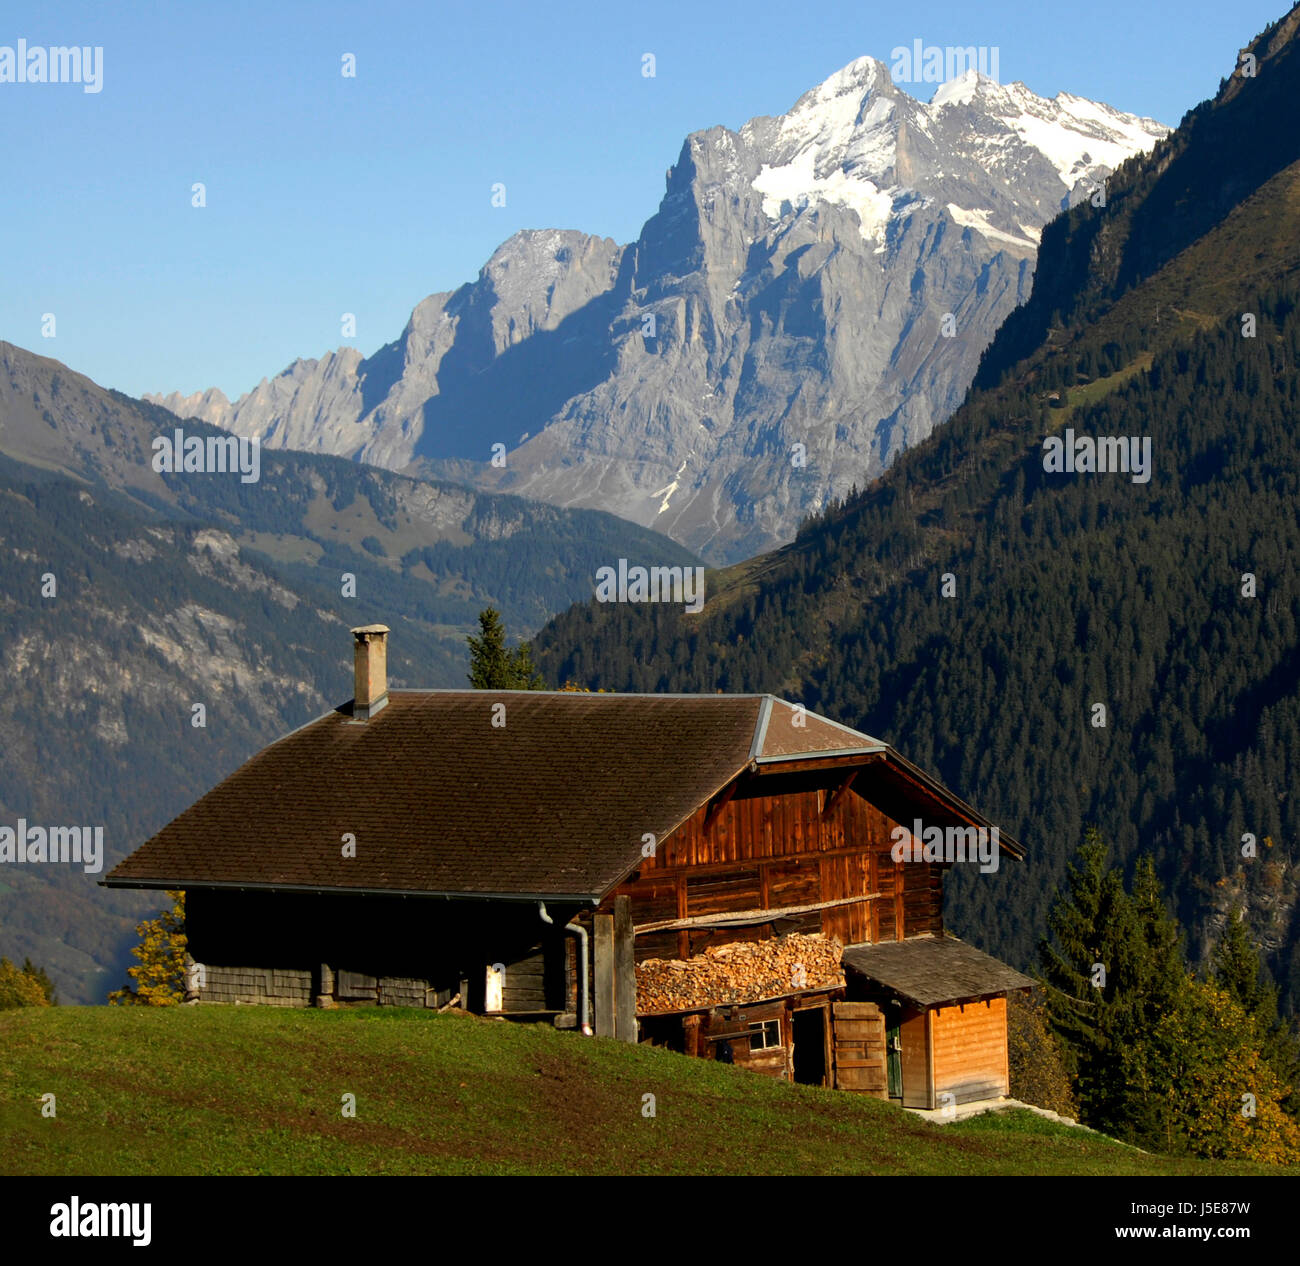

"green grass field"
[0,1006,1289,1176]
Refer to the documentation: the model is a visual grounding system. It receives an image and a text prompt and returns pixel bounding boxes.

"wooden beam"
[683,1013,702,1058]
[823,1002,834,1088]
[642,986,841,1020]
[703,779,739,834]
[676,873,689,960]
[823,769,859,817]
[635,892,883,935]
[753,753,884,775]
[926,1010,935,1111]
[613,895,637,1043]
[594,913,616,1038]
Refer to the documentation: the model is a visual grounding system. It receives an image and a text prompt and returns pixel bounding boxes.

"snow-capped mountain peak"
[148,57,1169,565]
[744,58,1168,246]
[928,68,991,109]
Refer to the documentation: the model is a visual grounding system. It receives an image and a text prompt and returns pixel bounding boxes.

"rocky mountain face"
[0,469,348,1005]
[151,60,1166,564]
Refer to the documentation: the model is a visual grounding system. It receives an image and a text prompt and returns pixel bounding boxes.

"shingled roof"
[842,936,1035,1007]
[105,692,887,901]
[105,687,1021,902]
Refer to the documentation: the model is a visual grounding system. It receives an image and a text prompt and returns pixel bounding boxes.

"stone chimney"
[351,624,390,720]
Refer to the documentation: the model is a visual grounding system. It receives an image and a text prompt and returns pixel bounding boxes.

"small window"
[748,1018,781,1051]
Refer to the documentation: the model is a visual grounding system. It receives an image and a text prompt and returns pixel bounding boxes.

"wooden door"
[900,1010,932,1108]
[886,1011,903,1099]
[831,1001,887,1097]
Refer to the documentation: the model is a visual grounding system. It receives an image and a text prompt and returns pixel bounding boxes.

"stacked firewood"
[636,933,844,1014]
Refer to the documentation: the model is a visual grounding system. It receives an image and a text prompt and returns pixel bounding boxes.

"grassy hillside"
[0,1007,1287,1176]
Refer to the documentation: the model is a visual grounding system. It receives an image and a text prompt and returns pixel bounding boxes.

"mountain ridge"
[147,59,1166,564]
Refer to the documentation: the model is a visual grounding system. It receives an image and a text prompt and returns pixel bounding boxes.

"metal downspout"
[539,902,591,1036]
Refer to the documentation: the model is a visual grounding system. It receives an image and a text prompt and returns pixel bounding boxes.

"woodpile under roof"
[636,932,844,1014]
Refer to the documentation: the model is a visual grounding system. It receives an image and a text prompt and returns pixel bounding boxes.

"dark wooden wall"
[597,771,946,962]
[699,999,791,1078]
[187,888,577,1012]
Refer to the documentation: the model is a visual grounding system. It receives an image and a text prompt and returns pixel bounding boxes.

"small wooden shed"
[841,938,1034,1107]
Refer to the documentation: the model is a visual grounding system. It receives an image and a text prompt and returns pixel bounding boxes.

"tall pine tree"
[466,608,545,690]
[1038,830,1187,1143]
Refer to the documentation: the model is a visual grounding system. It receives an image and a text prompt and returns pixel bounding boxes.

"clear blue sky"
[0,0,1286,399]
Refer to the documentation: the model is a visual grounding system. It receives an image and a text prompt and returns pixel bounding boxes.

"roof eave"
[99,877,601,905]
[881,747,1026,860]
[753,745,888,766]
[874,983,1034,1009]
[591,757,759,901]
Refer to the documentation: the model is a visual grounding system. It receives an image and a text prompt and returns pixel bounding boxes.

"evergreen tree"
[466,608,545,689]
[1213,908,1300,1119]
[1214,908,1267,1012]
[1038,830,1188,1145]
[1038,837,1300,1156]
[510,636,546,692]
[1118,856,1191,1147]
[1036,831,1126,1081]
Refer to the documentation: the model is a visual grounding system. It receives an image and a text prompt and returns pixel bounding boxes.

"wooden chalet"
[105,625,1032,1108]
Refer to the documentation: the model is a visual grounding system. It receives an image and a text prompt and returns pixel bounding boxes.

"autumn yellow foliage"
[1142,981,1300,1165]
[0,957,51,1009]
[108,891,188,1006]
[1008,990,1079,1118]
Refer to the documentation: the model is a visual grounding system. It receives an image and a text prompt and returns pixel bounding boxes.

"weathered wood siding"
[700,1000,792,1078]
[599,776,945,959]
[902,859,944,937]
[495,946,550,1012]
[930,997,1009,1105]
[200,965,313,1007]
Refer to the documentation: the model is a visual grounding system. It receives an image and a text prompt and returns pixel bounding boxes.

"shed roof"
[842,936,1034,1007]
[104,691,1018,901]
